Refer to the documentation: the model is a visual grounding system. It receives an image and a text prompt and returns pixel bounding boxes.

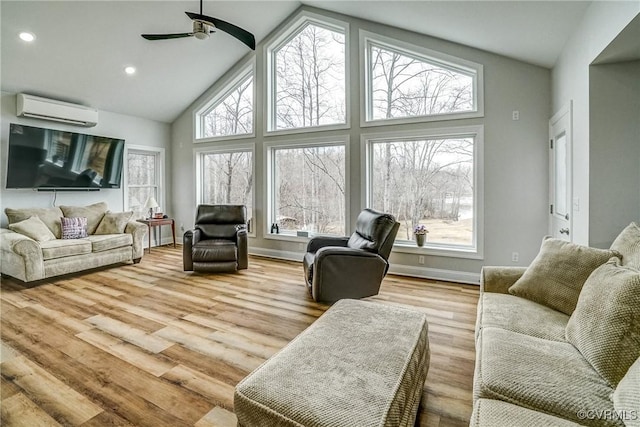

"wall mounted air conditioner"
[16,93,98,127]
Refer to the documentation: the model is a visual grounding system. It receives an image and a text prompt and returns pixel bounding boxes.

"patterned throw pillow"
[60,202,108,235]
[60,217,88,239]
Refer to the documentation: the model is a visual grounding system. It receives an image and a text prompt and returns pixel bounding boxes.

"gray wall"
[551,2,640,245]
[170,6,551,283]
[589,60,640,248]
[0,92,172,226]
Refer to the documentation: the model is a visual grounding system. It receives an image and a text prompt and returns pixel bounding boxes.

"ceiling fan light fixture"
[19,32,35,42]
[194,32,209,40]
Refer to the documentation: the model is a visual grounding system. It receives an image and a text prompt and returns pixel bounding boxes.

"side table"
[137,218,176,253]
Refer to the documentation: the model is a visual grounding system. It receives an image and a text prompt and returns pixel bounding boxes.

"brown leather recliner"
[303,208,400,303]
[183,205,248,272]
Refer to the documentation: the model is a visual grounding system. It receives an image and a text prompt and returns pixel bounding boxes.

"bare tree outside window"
[202,74,253,138]
[202,151,253,224]
[127,151,158,219]
[274,23,346,130]
[370,138,474,246]
[369,42,474,121]
[273,145,345,235]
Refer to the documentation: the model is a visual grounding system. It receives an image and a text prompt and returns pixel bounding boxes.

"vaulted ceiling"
[1,1,592,123]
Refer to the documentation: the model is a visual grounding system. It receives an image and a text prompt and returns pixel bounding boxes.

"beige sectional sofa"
[472,223,640,427]
[1,202,146,282]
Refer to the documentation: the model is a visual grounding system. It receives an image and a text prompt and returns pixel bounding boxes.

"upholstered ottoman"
[234,299,430,427]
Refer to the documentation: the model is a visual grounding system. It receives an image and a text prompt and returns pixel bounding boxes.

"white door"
[549,102,572,241]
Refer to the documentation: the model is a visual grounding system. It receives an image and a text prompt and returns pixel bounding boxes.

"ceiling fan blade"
[142,33,194,41]
[185,12,255,50]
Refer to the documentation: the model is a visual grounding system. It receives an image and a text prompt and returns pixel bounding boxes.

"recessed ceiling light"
[124,66,136,75]
[19,32,35,42]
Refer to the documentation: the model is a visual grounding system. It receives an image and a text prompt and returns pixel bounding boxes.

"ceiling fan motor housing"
[193,20,212,39]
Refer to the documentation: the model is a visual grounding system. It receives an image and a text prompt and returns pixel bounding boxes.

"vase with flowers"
[413,224,429,247]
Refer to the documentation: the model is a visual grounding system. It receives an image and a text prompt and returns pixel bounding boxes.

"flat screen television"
[6,123,124,189]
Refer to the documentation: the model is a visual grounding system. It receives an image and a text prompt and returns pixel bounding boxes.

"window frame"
[194,59,256,143]
[123,145,165,219]
[361,125,484,259]
[194,141,256,237]
[360,30,484,128]
[264,134,350,242]
[265,11,351,136]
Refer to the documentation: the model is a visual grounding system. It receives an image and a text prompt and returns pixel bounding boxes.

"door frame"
[549,101,573,240]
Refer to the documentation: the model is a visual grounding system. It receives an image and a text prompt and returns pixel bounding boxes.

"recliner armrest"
[307,236,350,253]
[236,227,248,269]
[183,228,201,271]
[315,246,381,261]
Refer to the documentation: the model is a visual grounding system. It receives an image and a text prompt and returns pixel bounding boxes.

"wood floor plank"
[1,392,63,427]
[0,247,479,426]
[85,315,173,353]
[1,356,103,425]
[194,406,238,427]
[162,364,235,409]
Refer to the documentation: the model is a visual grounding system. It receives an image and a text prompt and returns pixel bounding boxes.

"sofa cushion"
[60,217,88,239]
[8,216,56,242]
[471,399,584,427]
[95,211,133,235]
[476,327,619,427]
[85,234,133,253]
[613,357,640,427]
[60,202,108,235]
[508,237,618,315]
[5,206,64,238]
[610,222,640,268]
[39,239,92,260]
[478,293,569,342]
[566,258,640,387]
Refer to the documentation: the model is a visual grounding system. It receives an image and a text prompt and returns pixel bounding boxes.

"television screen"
[6,123,124,189]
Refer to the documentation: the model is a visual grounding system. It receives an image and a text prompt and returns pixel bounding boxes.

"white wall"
[0,92,172,227]
[170,6,551,283]
[589,60,640,248]
[551,2,640,245]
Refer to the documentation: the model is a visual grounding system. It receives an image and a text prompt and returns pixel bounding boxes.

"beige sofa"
[472,223,640,427]
[1,202,146,282]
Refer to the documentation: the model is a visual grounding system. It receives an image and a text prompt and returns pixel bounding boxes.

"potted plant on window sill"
[414,225,429,247]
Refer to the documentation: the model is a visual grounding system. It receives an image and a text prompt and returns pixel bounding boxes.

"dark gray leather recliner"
[183,205,248,272]
[303,208,400,303]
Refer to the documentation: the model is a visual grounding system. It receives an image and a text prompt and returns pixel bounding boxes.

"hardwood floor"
[1,246,479,427]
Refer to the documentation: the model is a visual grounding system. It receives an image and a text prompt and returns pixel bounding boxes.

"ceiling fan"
[141,0,256,50]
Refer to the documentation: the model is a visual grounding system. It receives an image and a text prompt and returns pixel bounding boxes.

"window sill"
[264,233,310,243]
[392,242,483,260]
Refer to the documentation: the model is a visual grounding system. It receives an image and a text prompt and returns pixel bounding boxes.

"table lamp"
[143,196,159,219]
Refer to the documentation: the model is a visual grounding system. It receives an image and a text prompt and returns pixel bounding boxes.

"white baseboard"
[248,247,303,262]
[248,247,480,285]
[388,264,480,285]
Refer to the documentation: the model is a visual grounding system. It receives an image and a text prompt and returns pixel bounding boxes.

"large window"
[363,32,483,125]
[267,138,347,236]
[268,16,348,132]
[365,127,482,253]
[196,65,254,140]
[126,147,163,219]
[198,146,254,230]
